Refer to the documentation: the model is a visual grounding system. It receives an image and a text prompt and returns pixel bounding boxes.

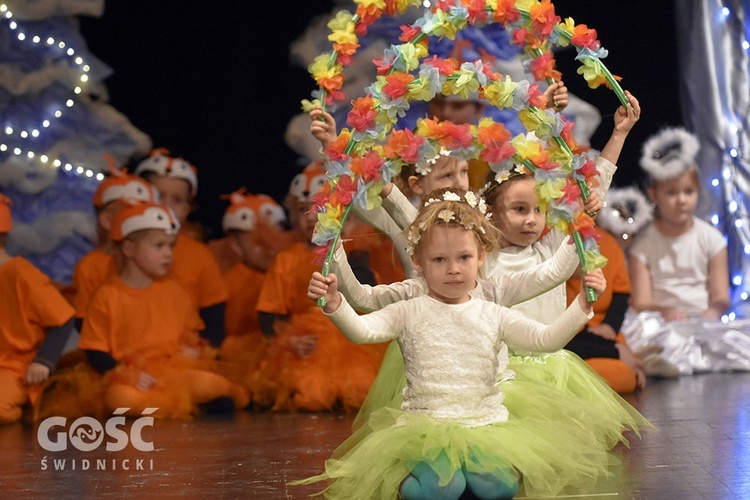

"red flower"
[326,131,351,162]
[571,24,599,50]
[424,55,459,76]
[530,0,560,38]
[530,52,562,83]
[347,96,377,132]
[355,5,383,36]
[333,42,360,66]
[511,27,529,48]
[312,181,333,211]
[560,180,582,205]
[382,73,414,100]
[578,157,600,180]
[313,244,331,266]
[425,119,474,149]
[465,0,489,25]
[398,25,422,43]
[492,0,520,24]
[333,175,357,206]
[477,122,513,163]
[527,83,547,108]
[384,129,425,163]
[350,150,383,183]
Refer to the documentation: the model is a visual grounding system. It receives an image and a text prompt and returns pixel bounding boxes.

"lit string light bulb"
[0,3,102,180]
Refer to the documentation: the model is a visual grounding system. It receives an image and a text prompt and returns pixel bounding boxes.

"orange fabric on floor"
[0,369,27,424]
[254,243,386,411]
[585,358,637,395]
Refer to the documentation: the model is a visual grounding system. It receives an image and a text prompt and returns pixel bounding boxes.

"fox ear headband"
[640,127,700,182]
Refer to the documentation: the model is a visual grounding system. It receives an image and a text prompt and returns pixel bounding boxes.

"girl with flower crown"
[621,127,750,376]
[302,192,634,499]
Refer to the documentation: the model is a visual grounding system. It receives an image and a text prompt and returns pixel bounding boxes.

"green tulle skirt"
[295,343,652,498]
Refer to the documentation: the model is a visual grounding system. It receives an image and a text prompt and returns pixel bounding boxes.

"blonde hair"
[407,187,501,256]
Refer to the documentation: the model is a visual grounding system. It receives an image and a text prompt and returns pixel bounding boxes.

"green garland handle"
[317,203,355,307]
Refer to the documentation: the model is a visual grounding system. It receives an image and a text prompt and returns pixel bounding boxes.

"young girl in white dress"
[623,127,750,375]
[304,193,644,499]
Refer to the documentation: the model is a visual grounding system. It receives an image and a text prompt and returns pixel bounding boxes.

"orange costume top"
[223,262,266,336]
[566,228,632,326]
[79,277,204,363]
[169,233,228,309]
[71,248,118,319]
[0,257,75,378]
[256,242,322,316]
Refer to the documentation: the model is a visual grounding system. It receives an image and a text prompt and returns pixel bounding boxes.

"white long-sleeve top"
[482,157,617,325]
[326,294,592,427]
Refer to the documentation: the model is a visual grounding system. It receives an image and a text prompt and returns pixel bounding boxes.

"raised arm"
[331,244,426,313]
[308,271,403,344]
[381,184,418,231]
[493,235,579,307]
[501,270,603,351]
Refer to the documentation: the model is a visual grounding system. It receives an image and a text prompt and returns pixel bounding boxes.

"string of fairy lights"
[0,3,105,181]
[707,4,750,322]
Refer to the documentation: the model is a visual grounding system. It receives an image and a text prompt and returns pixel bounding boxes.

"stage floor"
[2,372,750,499]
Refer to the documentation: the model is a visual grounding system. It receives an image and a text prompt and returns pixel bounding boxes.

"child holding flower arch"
[304,192,626,499]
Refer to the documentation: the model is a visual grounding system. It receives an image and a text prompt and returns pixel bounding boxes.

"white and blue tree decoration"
[0,0,150,284]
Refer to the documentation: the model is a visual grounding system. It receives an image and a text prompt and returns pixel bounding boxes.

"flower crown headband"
[407,190,489,254]
[478,163,529,199]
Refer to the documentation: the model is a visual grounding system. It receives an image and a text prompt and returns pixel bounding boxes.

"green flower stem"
[318,203,355,307]
[573,232,599,302]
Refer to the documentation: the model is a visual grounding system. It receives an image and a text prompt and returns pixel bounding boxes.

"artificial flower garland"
[305,0,627,301]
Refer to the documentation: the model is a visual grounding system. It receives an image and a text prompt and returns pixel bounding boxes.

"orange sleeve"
[78,287,115,354]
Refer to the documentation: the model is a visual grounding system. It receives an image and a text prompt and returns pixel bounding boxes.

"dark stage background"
[80,1,680,239]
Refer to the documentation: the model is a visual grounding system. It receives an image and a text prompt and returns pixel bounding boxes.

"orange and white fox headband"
[110,201,180,241]
[222,189,286,232]
[135,149,199,196]
[93,170,159,208]
[0,194,12,233]
[288,161,327,203]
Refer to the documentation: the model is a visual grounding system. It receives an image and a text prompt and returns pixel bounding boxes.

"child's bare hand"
[544,81,568,112]
[615,342,646,390]
[309,106,338,149]
[583,189,602,218]
[613,91,641,135]
[577,268,607,313]
[662,308,687,323]
[289,335,318,358]
[25,362,50,385]
[308,272,341,312]
[589,323,618,341]
[136,371,156,391]
[180,345,201,359]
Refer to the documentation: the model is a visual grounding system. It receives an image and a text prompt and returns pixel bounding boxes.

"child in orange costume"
[72,167,159,323]
[217,190,288,391]
[0,195,75,423]
[254,162,387,411]
[565,227,645,394]
[78,201,248,417]
[135,149,228,348]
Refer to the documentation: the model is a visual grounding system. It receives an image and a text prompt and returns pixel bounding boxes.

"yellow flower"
[357,0,386,8]
[408,78,435,101]
[483,77,517,109]
[519,109,554,139]
[327,11,354,32]
[558,17,576,47]
[329,28,357,45]
[512,133,541,159]
[535,177,566,203]
[583,250,609,271]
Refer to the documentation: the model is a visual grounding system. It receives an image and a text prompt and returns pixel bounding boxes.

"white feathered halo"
[598,187,653,241]
[639,127,700,181]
